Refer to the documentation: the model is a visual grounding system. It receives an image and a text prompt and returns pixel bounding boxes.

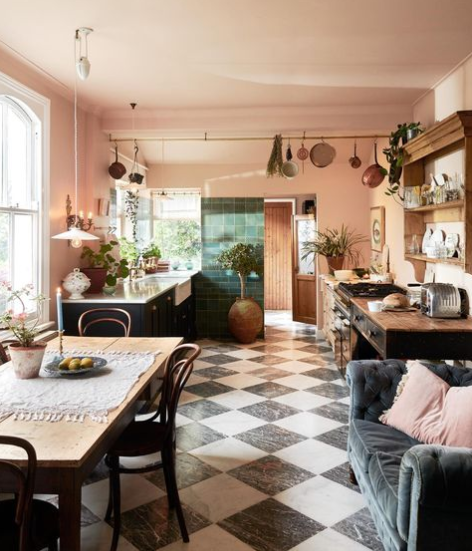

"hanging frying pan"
[361,142,386,188]
[108,143,127,179]
[310,139,336,168]
[129,142,144,185]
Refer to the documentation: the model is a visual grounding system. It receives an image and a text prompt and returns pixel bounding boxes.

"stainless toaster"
[420,283,466,318]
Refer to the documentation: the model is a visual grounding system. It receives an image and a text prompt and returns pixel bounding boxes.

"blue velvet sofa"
[346,359,472,551]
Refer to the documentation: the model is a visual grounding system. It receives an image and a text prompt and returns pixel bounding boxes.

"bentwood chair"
[0,436,59,551]
[105,343,201,551]
[78,308,132,337]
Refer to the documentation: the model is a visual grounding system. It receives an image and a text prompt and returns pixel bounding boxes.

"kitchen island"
[351,297,472,361]
[62,272,198,340]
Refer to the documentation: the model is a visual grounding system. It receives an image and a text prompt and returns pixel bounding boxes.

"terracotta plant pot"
[228,297,263,344]
[81,268,107,293]
[326,256,345,275]
[9,341,47,379]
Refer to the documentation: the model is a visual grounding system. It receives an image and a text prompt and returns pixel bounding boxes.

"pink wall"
[0,48,110,324]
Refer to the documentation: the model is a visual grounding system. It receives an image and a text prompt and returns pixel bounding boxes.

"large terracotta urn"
[326,255,345,275]
[9,341,47,379]
[228,297,263,344]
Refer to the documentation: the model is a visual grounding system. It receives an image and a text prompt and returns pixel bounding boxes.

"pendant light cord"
[74,34,79,222]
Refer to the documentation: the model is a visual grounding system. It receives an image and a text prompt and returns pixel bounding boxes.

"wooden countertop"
[351,297,472,333]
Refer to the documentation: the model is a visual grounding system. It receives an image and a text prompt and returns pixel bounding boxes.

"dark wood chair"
[78,308,132,337]
[0,436,59,551]
[105,343,201,551]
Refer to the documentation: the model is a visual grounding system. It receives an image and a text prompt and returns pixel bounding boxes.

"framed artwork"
[370,206,385,252]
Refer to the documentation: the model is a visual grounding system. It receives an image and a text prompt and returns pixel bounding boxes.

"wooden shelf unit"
[403,111,472,281]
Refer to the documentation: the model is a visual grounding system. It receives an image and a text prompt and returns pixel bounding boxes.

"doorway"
[264,198,317,325]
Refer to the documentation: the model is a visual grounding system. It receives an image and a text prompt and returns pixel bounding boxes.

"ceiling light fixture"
[75,27,93,81]
[52,29,98,248]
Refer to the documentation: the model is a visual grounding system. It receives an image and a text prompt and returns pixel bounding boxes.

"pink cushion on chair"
[380,361,472,448]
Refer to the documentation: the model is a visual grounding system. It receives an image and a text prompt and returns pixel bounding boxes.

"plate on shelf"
[445,233,460,258]
[42,356,107,377]
[422,228,432,253]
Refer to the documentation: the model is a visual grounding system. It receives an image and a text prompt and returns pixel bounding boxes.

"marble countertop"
[62,271,199,304]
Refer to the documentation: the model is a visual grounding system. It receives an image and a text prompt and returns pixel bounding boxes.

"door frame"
[292,214,317,324]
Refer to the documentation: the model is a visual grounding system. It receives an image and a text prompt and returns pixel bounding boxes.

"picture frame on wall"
[370,206,385,252]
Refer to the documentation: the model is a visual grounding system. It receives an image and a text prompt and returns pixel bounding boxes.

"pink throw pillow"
[380,361,472,448]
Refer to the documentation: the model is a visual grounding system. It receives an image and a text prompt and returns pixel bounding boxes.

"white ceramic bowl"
[334,270,353,281]
[368,300,384,312]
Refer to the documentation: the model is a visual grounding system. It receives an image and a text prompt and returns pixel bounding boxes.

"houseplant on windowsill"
[301,225,367,275]
[215,243,263,343]
[0,283,48,379]
[142,242,161,273]
[80,241,130,294]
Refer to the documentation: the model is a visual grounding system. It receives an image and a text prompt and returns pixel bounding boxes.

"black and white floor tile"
[79,311,383,551]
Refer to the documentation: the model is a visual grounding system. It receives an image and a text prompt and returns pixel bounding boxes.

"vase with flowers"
[0,283,49,379]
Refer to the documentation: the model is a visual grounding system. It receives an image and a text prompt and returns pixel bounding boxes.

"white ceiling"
[2,0,472,163]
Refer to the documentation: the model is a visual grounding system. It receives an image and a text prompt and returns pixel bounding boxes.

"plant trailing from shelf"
[266,134,284,178]
[301,225,368,274]
[81,240,130,288]
[384,122,424,200]
[124,190,140,241]
[214,243,263,344]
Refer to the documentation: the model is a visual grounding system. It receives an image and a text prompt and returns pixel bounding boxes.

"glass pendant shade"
[52,227,99,241]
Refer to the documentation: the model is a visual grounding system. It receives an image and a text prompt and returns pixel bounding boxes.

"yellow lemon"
[80,358,94,368]
[59,359,70,370]
[69,359,81,370]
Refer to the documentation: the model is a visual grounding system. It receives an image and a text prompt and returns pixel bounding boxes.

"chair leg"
[109,455,121,551]
[164,450,189,543]
[105,466,113,522]
[162,448,176,509]
[349,465,358,486]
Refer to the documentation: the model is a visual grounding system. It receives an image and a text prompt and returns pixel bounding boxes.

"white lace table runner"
[0,349,159,423]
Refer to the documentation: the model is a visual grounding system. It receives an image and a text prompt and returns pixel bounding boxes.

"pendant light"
[75,27,93,80]
[52,29,98,247]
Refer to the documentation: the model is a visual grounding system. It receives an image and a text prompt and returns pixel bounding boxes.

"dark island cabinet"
[175,295,196,342]
[63,289,176,338]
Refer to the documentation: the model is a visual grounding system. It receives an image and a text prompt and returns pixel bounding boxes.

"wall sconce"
[52,195,98,248]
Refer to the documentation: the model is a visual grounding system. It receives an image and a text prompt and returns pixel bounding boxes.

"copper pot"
[349,141,362,169]
[108,144,127,179]
[362,142,386,188]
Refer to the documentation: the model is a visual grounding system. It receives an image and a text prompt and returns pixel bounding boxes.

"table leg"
[59,469,82,550]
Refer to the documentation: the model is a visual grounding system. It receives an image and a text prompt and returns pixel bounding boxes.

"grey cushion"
[369,452,401,530]
[349,419,420,473]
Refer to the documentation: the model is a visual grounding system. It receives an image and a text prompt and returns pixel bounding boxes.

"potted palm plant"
[302,225,367,275]
[215,243,263,343]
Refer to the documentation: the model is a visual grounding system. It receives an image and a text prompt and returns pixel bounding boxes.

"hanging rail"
[109,133,390,143]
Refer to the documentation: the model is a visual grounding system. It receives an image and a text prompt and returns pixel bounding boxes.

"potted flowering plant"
[0,283,49,379]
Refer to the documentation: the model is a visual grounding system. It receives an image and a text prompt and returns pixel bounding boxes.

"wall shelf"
[402,111,472,282]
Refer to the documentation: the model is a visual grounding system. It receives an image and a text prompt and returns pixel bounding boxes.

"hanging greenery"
[266,134,284,178]
[124,191,139,241]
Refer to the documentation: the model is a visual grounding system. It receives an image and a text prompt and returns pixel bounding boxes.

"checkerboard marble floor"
[78,311,383,551]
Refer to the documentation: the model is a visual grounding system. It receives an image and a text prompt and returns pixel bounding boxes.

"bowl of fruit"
[43,355,107,376]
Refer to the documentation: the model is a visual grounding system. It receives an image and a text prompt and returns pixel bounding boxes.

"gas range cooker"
[336,282,407,308]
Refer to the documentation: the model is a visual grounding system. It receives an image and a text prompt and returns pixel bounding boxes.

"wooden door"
[264,202,293,310]
[292,214,317,324]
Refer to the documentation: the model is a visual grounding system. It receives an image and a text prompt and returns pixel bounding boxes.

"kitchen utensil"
[349,141,362,169]
[361,142,386,188]
[129,142,144,185]
[282,142,299,179]
[310,139,336,168]
[297,135,309,174]
[108,143,127,179]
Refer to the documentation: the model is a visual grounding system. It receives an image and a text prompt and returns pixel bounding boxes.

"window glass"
[0,96,40,315]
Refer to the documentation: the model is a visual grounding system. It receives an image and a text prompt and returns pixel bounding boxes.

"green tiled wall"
[195,198,264,339]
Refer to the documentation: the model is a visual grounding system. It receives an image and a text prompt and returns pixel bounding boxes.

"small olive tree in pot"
[215,243,263,344]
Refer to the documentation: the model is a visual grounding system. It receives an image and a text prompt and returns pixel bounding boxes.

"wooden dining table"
[0,335,182,550]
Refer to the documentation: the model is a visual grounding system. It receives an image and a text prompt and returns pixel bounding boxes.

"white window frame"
[0,72,50,322]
